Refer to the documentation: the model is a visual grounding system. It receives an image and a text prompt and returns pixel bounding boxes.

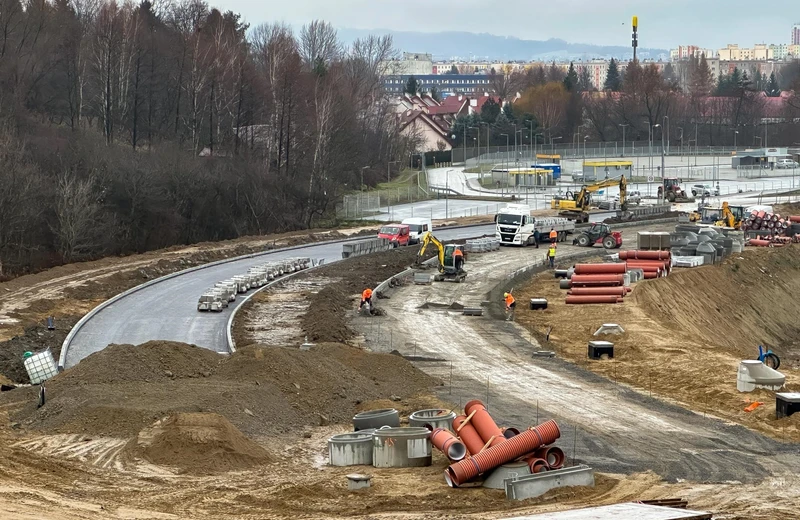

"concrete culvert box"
[353,409,400,431]
[328,433,374,466]
[373,427,432,468]
[409,409,456,430]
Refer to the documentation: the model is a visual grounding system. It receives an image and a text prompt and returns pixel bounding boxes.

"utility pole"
[619,124,629,157]
[387,161,398,183]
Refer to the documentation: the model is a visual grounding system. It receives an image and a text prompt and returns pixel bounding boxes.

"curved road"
[64,225,495,368]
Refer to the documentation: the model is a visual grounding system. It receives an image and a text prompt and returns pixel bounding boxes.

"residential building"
[670,46,716,61]
[753,44,773,60]
[719,44,776,61]
[383,74,494,95]
[792,23,800,45]
[791,44,800,58]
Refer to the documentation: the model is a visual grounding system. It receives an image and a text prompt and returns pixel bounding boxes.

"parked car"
[691,184,719,197]
[197,293,224,312]
[776,158,799,169]
[378,224,411,247]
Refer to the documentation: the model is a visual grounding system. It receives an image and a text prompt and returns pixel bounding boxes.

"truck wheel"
[576,234,591,247]
[602,236,617,249]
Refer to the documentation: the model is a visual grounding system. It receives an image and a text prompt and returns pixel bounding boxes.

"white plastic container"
[24,349,59,384]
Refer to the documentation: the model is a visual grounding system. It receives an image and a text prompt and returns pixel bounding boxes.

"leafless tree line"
[0,1,418,275]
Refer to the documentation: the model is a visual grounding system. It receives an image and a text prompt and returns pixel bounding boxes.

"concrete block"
[504,465,595,501]
[588,341,614,359]
[737,360,785,392]
[462,307,483,316]
[346,473,371,491]
[776,392,800,419]
[593,323,625,336]
[414,272,434,285]
[482,461,531,489]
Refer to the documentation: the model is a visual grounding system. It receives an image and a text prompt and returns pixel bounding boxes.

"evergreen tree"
[689,54,714,96]
[577,66,593,91]
[481,98,501,124]
[563,62,578,91]
[502,102,515,122]
[604,58,622,91]
[448,64,459,75]
[404,76,420,95]
[429,85,442,102]
[766,71,781,97]
[662,62,677,85]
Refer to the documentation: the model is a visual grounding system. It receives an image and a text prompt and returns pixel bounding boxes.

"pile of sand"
[129,413,272,474]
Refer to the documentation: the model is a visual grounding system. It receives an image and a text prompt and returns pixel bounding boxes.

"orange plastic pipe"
[570,274,625,287]
[565,295,624,304]
[748,239,771,247]
[790,215,800,223]
[523,456,548,473]
[452,415,485,456]
[568,287,629,297]
[643,272,660,279]
[464,400,505,447]
[620,250,671,261]
[573,263,626,275]
[444,420,561,487]
[430,428,468,461]
[534,446,565,469]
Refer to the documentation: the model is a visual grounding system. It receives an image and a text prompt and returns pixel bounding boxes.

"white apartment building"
[718,44,774,61]
[384,52,434,75]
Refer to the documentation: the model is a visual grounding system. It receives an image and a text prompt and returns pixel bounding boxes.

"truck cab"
[495,204,536,246]
[378,224,411,247]
[402,218,432,244]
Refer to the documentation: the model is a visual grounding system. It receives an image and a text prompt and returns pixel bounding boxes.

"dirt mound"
[58,341,224,385]
[5,341,436,437]
[632,246,800,358]
[301,247,429,343]
[129,413,272,474]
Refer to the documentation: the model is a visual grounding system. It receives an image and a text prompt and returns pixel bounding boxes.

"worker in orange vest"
[549,228,558,243]
[504,292,516,321]
[359,288,373,310]
[453,248,464,272]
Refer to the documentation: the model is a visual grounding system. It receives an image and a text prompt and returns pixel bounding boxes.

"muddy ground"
[516,245,800,443]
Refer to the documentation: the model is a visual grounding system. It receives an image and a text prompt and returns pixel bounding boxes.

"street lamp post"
[677,127,684,159]
[734,130,739,151]
[619,124,629,157]
[663,115,669,155]
[501,133,510,195]
[583,135,589,160]
[512,123,518,159]
[360,165,369,192]
[551,136,562,157]
[528,120,535,160]
[387,161,398,183]
[651,123,661,177]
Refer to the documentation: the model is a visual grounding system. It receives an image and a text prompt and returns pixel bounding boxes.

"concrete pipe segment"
[430,428,467,461]
[619,250,671,261]
[372,427,432,468]
[409,409,456,431]
[569,274,625,287]
[558,279,572,290]
[452,414,485,456]
[573,263,627,275]
[464,399,505,447]
[535,446,565,469]
[328,432,374,466]
[568,287,630,297]
[352,409,400,431]
[444,420,561,487]
[566,295,624,305]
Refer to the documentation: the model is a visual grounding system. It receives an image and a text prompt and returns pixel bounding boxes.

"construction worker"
[504,292,516,320]
[547,243,557,268]
[453,247,464,272]
[359,288,373,311]
[549,227,558,244]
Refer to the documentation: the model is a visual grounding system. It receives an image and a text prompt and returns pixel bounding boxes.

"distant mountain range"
[336,28,669,62]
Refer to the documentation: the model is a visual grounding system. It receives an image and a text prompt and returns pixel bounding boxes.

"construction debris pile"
[197,257,312,312]
[743,211,800,246]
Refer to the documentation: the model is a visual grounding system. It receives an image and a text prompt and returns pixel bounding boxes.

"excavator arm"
[416,231,445,268]
[574,176,628,211]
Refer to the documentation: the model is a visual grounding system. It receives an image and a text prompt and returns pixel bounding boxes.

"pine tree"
[563,62,578,91]
[404,76,420,95]
[766,71,781,97]
[429,85,442,102]
[604,58,622,91]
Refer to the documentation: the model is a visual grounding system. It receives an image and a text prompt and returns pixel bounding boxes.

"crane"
[415,232,467,283]
[551,176,628,223]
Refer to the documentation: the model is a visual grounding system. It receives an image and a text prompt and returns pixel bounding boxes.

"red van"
[378,224,411,247]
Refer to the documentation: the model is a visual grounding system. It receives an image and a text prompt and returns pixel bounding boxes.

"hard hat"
[503,293,509,298]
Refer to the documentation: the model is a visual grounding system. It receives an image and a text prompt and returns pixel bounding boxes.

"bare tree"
[299,20,340,71]
[52,169,103,262]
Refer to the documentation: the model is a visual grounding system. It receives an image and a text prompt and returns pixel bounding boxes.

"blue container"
[532,163,562,179]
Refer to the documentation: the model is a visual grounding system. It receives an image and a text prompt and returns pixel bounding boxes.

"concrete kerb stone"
[503,464,595,501]
[58,223,493,371]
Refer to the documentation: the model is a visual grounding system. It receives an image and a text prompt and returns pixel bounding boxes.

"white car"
[691,184,719,197]
[776,158,799,169]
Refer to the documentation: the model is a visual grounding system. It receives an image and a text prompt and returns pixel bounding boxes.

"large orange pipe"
[523,455,548,473]
[573,263,626,275]
[464,400,505,447]
[570,274,625,287]
[568,287,629,297]
[565,295,624,304]
[790,215,800,223]
[643,272,660,279]
[452,415,485,456]
[620,250,671,261]
[444,420,561,487]
[748,239,771,247]
[626,260,669,269]
[430,428,467,461]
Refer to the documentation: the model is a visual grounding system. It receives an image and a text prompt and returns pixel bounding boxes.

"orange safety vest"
[505,293,515,307]
[362,289,372,300]
[549,230,558,239]
[453,249,463,257]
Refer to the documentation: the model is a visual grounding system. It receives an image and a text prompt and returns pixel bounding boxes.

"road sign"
[647,176,654,182]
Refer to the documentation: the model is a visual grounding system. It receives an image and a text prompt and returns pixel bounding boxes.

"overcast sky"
[216,0,798,49]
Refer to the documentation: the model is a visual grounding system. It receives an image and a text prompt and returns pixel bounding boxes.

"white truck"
[495,204,575,246]
[197,292,224,312]
[402,218,433,244]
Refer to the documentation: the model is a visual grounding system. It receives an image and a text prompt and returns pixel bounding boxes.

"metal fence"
[336,193,380,219]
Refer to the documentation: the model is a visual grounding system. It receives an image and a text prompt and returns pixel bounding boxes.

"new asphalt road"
[63,225,496,368]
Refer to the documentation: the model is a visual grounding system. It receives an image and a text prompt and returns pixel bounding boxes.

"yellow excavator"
[551,176,627,223]
[415,232,467,283]
[691,201,745,229]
